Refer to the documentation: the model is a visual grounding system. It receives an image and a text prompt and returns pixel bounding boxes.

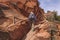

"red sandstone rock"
[0,0,45,40]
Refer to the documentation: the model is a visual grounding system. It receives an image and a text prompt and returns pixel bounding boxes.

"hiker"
[28,12,36,31]
[29,12,36,22]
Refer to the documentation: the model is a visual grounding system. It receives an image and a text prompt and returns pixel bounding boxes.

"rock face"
[45,11,56,21]
[0,0,60,40]
[0,0,45,21]
[22,20,60,40]
[0,0,45,40]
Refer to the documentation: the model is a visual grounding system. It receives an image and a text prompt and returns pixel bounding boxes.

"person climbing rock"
[29,12,36,22]
[28,12,36,31]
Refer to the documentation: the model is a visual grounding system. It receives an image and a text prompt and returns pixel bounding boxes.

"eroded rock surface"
[0,0,60,40]
[0,0,45,40]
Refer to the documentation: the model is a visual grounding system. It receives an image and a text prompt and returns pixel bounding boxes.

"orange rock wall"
[0,0,45,40]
